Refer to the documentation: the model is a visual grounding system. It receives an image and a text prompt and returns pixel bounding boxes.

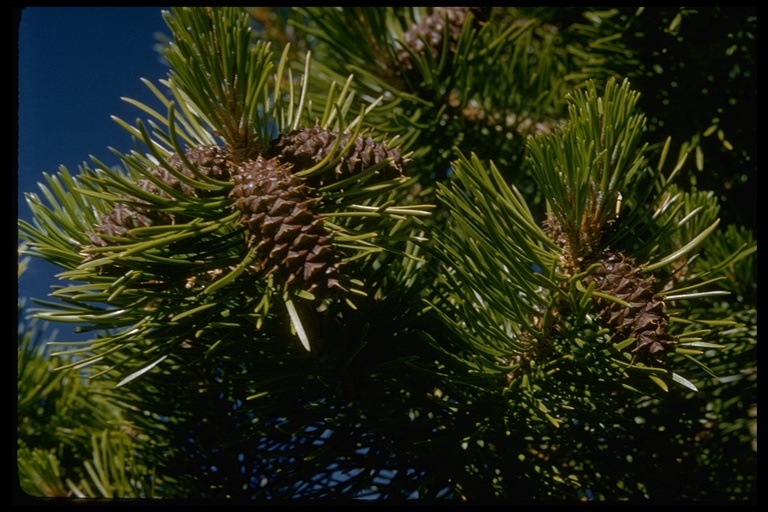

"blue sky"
[17,7,170,321]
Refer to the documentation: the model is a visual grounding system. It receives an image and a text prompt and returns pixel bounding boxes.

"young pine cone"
[135,144,232,198]
[90,145,231,246]
[267,126,405,188]
[91,202,174,246]
[397,7,488,71]
[230,156,342,294]
[586,252,677,363]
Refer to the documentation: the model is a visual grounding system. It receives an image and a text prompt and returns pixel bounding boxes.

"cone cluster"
[91,128,405,295]
[229,156,341,294]
[266,126,405,188]
[586,252,677,362]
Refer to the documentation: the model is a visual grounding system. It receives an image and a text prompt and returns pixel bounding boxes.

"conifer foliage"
[18,7,755,502]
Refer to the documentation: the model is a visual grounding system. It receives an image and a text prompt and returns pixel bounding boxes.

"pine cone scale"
[230,155,341,294]
[586,251,677,362]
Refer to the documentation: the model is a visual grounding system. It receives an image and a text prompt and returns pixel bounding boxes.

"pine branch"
[427,79,747,438]
[17,303,162,498]
[17,7,755,501]
[18,7,428,384]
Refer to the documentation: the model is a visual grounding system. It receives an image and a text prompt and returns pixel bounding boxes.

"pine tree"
[18,7,755,502]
